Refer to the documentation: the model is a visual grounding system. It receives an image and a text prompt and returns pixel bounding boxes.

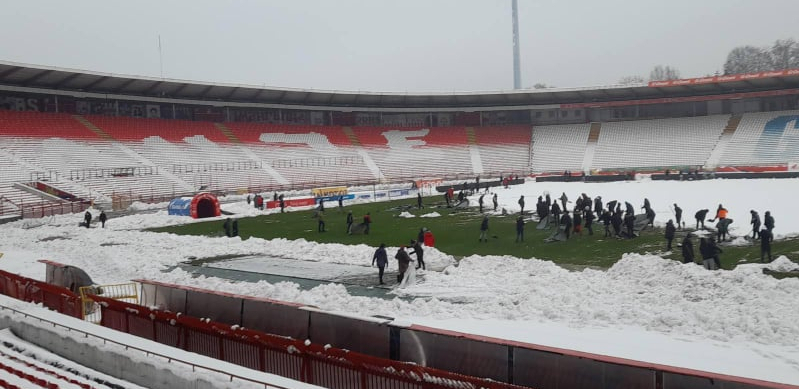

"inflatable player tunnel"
[168,193,221,218]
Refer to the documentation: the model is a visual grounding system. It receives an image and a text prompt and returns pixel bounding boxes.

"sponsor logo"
[311,186,348,197]
[739,73,761,79]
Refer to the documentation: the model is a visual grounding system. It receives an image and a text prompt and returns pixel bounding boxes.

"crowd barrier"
[92,294,531,389]
[0,270,82,319]
[136,279,796,389]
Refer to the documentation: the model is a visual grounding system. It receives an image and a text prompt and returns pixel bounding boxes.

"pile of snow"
[398,211,416,218]
[420,212,441,218]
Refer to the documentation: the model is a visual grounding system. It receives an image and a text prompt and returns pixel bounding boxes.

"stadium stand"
[5,105,799,217]
[473,126,532,176]
[226,123,377,185]
[590,116,728,170]
[352,126,474,179]
[530,124,590,173]
[0,111,97,139]
[718,110,799,166]
[85,115,229,143]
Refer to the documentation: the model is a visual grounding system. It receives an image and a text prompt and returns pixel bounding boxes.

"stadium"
[1,3,799,388]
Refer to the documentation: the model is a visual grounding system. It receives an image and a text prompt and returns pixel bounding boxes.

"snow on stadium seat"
[531,124,590,173]
[590,116,727,170]
[474,126,531,175]
[718,110,799,166]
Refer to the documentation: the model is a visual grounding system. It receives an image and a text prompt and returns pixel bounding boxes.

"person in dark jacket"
[417,228,425,245]
[551,202,561,227]
[394,246,411,283]
[232,219,239,237]
[760,228,773,263]
[645,206,656,230]
[750,210,761,240]
[518,195,525,214]
[417,192,423,209]
[99,211,108,228]
[625,201,635,217]
[699,237,722,270]
[372,243,388,284]
[664,220,676,250]
[704,237,723,270]
[515,215,525,242]
[624,211,635,238]
[606,200,617,213]
[444,191,451,207]
[339,195,344,211]
[478,193,485,213]
[694,209,709,230]
[223,218,232,237]
[560,212,572,240]
[572,210,583,237]
[599,210,612,237]
[681,233,695,264]
[673,204,683,230]
[559,192,569,212]
[611,209,623,237]
[83,211,92,228]
[492,193,498,211]
[346,211,354,234]
[409,239,425,270]
[317,211,326,232]
[545,193,552,211]
[479,215,489,242]
[764,211,775,238]
[279,194,285,213]
[584,208,594,235]
[594,196,603,215]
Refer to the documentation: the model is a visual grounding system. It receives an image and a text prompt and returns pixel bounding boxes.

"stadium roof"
[0,60,798,110]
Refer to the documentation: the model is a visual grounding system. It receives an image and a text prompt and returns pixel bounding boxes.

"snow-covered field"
[1,178,798,385]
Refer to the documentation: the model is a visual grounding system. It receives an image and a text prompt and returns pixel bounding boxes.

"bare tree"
[618,75,645,85]
[770,38,799,70]
[648,65,681,81]
[724,45,774,74]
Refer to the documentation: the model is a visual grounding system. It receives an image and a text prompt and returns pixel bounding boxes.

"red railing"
[93,294,533,389]
[0,270,81,319]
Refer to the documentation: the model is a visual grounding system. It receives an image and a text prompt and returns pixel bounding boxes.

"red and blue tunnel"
[167,193,221,218]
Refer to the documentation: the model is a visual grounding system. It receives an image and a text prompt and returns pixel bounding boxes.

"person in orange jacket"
[709,204,730,241]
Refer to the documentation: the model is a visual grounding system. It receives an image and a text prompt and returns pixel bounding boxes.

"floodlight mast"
[512,0,522,89]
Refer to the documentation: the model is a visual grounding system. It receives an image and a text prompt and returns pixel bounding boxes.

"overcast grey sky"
[1,0,797,92]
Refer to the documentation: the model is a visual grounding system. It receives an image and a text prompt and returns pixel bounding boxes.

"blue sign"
[316,194,355,203]
[167,197,193,216]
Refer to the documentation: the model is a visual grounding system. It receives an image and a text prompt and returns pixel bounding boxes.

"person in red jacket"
[363,212,372,234]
